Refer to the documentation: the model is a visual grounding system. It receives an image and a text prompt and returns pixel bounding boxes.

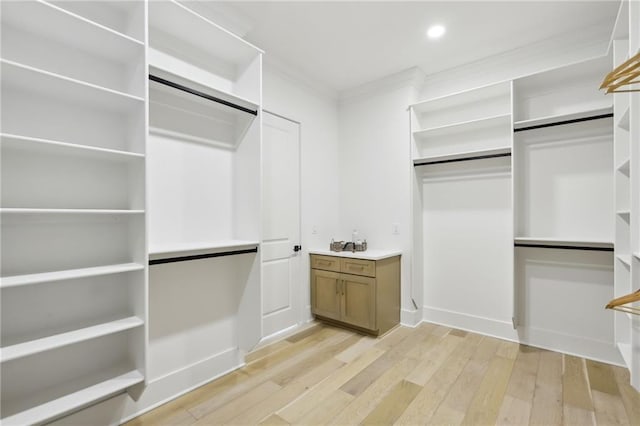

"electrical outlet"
[392,223,400,235]
[312,225,317,235]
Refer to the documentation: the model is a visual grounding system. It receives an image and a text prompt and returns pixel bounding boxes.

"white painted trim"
[339,67,425,105]
[400,308,422,327]
[121,347,243,423]
[422,305,519,342]
[263,53,338,101]
[518,327,624,367]
[53,348,244,425]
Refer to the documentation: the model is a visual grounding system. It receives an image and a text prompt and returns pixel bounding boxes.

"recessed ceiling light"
[427,25,446,39]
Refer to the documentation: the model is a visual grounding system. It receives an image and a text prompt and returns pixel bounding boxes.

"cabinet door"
[341,273,376,330]
[311,269,341,320]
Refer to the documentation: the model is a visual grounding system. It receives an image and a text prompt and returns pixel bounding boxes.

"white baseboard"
[51,347,244,425]
[400,308,422,327]
[518,326,624,367]
[420,305,624,366]
[422,305,519,342]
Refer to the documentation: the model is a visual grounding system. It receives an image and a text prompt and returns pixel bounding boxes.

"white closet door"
[261,112,301,337]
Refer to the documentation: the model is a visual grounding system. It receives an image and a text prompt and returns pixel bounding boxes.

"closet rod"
[149,74,258,116]
[149,247,258,265]
[414,152,511,167]
[514,113,613,133]
[514,243,613,252]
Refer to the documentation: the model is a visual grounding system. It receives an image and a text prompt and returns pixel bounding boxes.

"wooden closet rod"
[413,152,511,167]
[149,74,258,116]
[514,243,614,252]
[605,289,640,315]
[149,247,258,265]
[514,113,613,133]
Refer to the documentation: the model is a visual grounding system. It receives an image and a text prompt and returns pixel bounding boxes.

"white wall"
[261,63,341,326]
[337,70,422,322]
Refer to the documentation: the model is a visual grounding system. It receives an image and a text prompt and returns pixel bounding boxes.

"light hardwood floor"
[126,323,640,425]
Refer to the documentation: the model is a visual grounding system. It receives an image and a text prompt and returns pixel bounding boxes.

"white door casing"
[261,111,301,337]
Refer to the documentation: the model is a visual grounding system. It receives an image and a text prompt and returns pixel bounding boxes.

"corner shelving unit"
[0,1,147,424]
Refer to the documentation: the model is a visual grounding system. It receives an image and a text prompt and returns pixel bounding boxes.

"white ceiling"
[216,1,619,93]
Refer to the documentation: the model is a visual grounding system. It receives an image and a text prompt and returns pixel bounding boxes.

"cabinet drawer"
[341,258,375,277]
[311,255,341,272]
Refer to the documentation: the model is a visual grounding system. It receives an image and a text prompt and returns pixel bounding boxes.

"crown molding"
[419,20,613,99]
[263,53,339,102]
[338,67,426,105]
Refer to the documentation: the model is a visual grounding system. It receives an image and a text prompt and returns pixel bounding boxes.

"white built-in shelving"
[0,0,147,423]
[513,106,613,130]
[618,254,632,267]
[411,51,621,365]
[410,81,511,159]
[145,0,264,406]
[1,0,144,97]
[1,370,144,426]
[148,0,262,149]
[511,53,617,364]
[1,263,144,289]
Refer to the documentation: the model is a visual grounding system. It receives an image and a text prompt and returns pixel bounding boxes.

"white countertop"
[308,248,402,261]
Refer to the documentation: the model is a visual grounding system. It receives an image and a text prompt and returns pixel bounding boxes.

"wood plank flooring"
[126,323,640,426]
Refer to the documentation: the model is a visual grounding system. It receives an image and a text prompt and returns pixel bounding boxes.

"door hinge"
[293,245,302,252]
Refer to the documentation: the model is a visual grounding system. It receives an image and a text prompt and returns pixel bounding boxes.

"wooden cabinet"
[310,253,400,336]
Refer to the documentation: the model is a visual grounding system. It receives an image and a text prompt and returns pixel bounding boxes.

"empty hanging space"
[416,156,514,334]
[514,118,614,244]
[514,247,617,363]
[410,81,511,161]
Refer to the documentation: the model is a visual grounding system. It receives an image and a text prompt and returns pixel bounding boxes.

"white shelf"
[413,114,511,138]
[513,107,613,130]
[1,317,143,363]
[413,147,511,166]
[149,240,259,261]
[514,237,614,250]
[616,106,630,131]
[1,0,143,63]
[410,81,510,113]
[149,75,256,149]
[1,370,143,425]
[1,59,143,113]
[617,211,631,222]
[149,48,260,110]
[634,252,640,260]
[1,263,144,289]
[617,255,632,266]
[617,158,631,176]
[0,133,144,161]
[0,209,144,215]
[618,343,632,369]
[148,1,262,68]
